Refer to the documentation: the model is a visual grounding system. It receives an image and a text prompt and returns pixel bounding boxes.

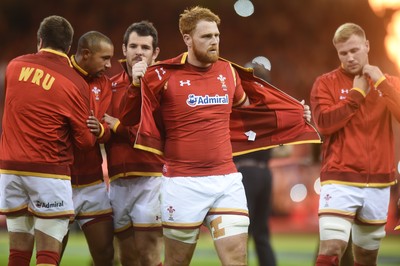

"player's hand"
[87,110,101,137]
[362,64,384,84]
[103,113,119,129]
[300,100,311,123]
[353,74,370,95]
[132,59,148,86]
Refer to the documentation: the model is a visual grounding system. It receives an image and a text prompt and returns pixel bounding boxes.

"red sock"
[157,263,163,266]
[8,249,32,266]
[36,250,60,266]
[316,254,339,266]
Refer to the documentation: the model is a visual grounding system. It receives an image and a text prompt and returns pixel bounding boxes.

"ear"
[183,34,192,48]
[37,38,43,51]
[365,40,370,53]
[152,47,160,62]
[82,48,91,59]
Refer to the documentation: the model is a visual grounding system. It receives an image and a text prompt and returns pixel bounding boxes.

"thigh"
[214,233,248,266]
[25,175,74,218]
[0,174,29,214]
[73,182,113,227]
[109,179,133,232]
[131,177,162,229]
[115,227,140,266]
[211,173,248,215]
[358,187,390,224]
[160,176,214,228]
[318,184,361,218]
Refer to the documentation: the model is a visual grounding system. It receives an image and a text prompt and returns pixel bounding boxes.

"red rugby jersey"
[139,55,247,177]
[0,49,95,179]
[69,56,112,187]
[134,53,321,177]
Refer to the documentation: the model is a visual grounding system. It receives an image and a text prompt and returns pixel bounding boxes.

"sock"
[9,249,32,266]
[36,250,60,266]
[316,254,339,266]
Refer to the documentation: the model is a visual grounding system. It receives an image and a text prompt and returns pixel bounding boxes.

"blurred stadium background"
[0,0,399,265]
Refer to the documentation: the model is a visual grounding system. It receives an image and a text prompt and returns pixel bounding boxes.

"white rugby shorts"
[0,174,74,218]
[160,172,249,229]
[72,182,113,227]
[109,176,162,233]
[319,184,390,224]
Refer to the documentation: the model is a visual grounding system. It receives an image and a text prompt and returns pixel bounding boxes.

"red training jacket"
[0,49,95,180]
[105,60,164,181]
[69,55,112,187]
[310,67,400,187]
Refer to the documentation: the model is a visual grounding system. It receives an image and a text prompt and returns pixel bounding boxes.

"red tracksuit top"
[0,49,95,179]
[104,60,164,181]
[310,67,400,187]
[69,56,112,187]
[131,53,320,177]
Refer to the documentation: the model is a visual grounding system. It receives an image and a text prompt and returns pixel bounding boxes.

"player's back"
[0,50,95,175]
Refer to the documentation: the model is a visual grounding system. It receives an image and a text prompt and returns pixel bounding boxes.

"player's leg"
[131,176,163,265]
[160,176,210,266]
[7,215,35,266]
[34,217,69,265]
[115,228,140,266]
[0,174,35,265]
[351,187,389,266]
[316,184,358,265]
[205,173,250,266]
[163,230,198,266]
[135,230,163,266]
[81,217,115,266]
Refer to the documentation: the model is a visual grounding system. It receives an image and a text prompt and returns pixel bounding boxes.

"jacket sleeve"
[310,76,365,135]
[69,82,96,150]
[379,76,400,123]
[119,84,142,126]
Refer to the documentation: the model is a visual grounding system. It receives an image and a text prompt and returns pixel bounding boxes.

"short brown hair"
[179,6,220,35]
[37,15,74,53]
[332,23,366,45]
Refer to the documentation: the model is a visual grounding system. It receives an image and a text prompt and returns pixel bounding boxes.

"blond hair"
[179,6,220,35]
[333,22,366,45]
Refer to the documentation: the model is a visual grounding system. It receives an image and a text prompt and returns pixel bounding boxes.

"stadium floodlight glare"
[234,0,254,17]
[252,56,271,71]
[290,183,307,202]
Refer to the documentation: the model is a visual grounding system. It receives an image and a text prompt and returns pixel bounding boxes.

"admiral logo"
[35,200,64,208]
[186,94,229,107]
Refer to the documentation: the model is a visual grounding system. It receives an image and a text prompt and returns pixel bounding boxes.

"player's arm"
[310,76,365,135]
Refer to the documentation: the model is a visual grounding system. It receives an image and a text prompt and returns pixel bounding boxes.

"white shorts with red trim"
[109,176,162,233]
[73,182,113,227]
[0,174,74,218]
[160,172,248,229]
[319,184,390,224]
